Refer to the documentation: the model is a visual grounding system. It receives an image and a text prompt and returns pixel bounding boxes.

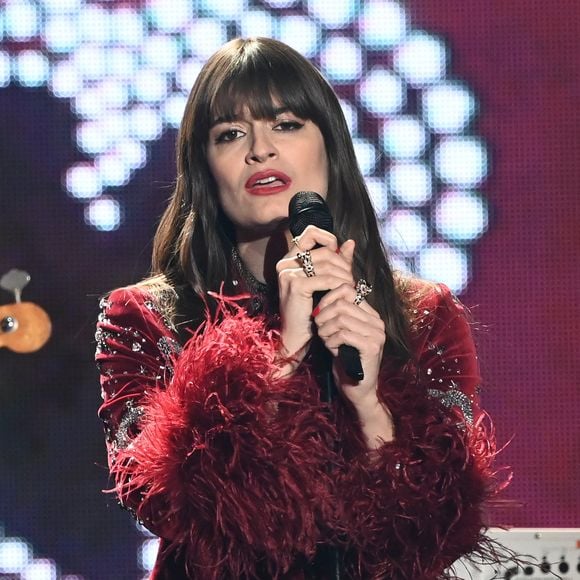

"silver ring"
[296,250,315,277]
[354,279,372,305]
[291,236,302,250]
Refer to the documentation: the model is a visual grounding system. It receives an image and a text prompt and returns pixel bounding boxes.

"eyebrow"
[210,106,291,128]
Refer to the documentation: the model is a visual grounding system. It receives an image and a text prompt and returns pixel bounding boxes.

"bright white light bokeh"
[0,538,32,571]
[381,116,429,159]
[366,177,389,217]
[434,137,488,187]
[320,36,362,83]
[359,0,408,49]
[22,558,58,580]
[389,162,433,206]
[5,0,39,40]
[138,538,160,572]
[239,9,275,39]
[147,0,192,31]
[307,0,356,29]
[279,16,320,57]
[417,244,469,293]
[383,210,428,256]
[394,31,447,87]
[422,82,476,134]
[434,191,488,242]
[84,197,121,231]
[0,52,10,86]
[358,68,406,115]
[66,163,102,199]
[353,138,377,175]
[14,50,49,86]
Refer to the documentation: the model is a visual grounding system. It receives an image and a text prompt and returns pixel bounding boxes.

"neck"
[236,228,292,286]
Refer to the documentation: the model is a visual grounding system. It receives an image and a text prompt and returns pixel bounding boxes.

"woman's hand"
[276,226,393,447]
[276,225,354,367]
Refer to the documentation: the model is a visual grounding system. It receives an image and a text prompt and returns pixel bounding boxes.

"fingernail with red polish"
[312,305,320,317]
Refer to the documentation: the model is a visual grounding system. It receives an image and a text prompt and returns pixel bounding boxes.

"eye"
[214,128,244,143]
[274,120,304,132]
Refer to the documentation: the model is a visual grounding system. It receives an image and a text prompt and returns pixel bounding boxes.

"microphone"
[288,191,364,381]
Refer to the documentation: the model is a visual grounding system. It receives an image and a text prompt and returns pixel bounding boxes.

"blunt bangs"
[204,39,330,130]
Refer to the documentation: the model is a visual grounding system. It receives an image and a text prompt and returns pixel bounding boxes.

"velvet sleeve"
[95,287,337,578]
[337,284,505,580]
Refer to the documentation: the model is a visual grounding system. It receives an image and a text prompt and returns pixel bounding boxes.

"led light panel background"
[0,1,578,578]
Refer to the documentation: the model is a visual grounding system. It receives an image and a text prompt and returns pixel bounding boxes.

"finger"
[292,225,338,252]
[278,269,356,296]
[316,305,385,337]
[339,239,356,266]
[321,324,386,356]
[277,247,354,278]
[314,283,380,319]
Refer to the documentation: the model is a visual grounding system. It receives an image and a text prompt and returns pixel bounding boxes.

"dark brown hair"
[151,37,411,360]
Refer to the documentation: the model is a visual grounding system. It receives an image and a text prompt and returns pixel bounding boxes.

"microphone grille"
[288,191,333,237]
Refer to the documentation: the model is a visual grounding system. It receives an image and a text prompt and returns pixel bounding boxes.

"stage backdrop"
[0,1,578,578]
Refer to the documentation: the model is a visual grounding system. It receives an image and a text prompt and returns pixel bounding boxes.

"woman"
[96,37,504,579]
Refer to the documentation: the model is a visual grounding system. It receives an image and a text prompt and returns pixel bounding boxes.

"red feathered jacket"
[95,281,503,579]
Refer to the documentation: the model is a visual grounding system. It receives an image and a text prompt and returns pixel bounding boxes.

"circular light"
[358,68,405,115]
[22,558,58,580]
[65,163,102,199]
[0,538,32,571]
[434,190,488,242]
[49,60,81,97]
[96,153,132,188]
[239,9,275,39]
[0,52,10,87]
[185,19,226,60]
[279,16,320,57]
[389,162,433,206]
[110,8,145,47]
[141,35,180,72]
[138,538,160,572]
[339,98,358,135]
[422,82,477,134]
[44,15,80,52]
[353,137,377,175]
[14,50,49,86]
[359,0,408,49]
[128,106,163,141]
[147,0,192,31]
[382,116,429,159]
[84,197,122,231]
[417,244,469,293]
[163,94,188,128]
[434,137,488,187]
[383,209,428,256]
[320,36,362,83]
[365,177,389,217]
[199,0,248,20]
[306,0,357,29]
[394,31,447,87]
[132,69,168,104]
[5,1,39,41]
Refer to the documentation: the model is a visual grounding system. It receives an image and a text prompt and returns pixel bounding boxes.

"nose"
[245,126,278,164]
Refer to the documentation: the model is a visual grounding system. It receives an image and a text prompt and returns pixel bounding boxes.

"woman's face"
[206,105,329,238]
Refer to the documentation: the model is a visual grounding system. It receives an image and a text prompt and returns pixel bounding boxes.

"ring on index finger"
[354,279,372,305]
[296,250,315,277]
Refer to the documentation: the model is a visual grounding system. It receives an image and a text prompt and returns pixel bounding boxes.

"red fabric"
[96,283,505,579]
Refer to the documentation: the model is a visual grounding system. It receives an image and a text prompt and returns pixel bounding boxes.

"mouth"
[245,171,292,195]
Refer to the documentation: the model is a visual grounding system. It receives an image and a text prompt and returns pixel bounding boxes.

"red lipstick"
[245,170,292,196]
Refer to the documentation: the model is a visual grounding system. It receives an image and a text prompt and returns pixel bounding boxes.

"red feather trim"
[111,301,337,579]
[335,368,510,580]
